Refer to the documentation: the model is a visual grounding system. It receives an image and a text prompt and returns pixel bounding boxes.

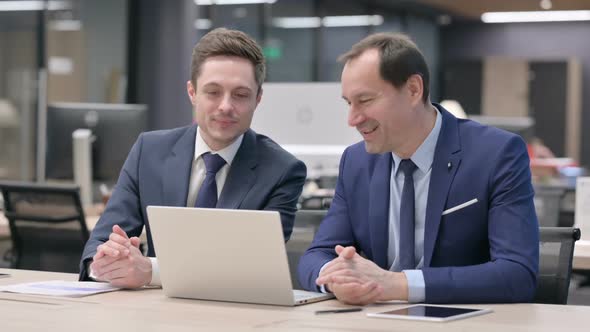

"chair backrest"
[0,181,89,273]
[534,187,565,227]
[534,227,580,304]
[300,196,333,210]
[286,209,327,290]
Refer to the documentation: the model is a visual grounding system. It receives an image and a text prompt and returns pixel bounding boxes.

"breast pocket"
[438,197,486,249]
[442,198,479,216]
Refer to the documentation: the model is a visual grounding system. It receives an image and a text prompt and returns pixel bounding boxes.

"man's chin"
[211,130,245,145]
[363,142,384,154]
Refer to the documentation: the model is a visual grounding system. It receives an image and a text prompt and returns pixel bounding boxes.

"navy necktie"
[398,159,417,270]
[194,152,226,208]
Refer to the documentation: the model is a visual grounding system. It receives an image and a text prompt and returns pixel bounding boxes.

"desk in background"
[575,241,590,270]
[0,205,101,238]
[2,268,590,331]
[0,205,146,272]
[0,204,145,240]
[5,211,588,270]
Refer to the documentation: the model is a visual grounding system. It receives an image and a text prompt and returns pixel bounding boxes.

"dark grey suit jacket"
[79,125,306,280]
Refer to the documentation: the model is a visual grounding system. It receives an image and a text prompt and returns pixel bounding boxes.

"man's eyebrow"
[343,92,373,101]
[201,82,254,92]
[233,86,254,92]
[201,82,221,89]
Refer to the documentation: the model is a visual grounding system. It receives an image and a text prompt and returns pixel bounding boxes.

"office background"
[1,0,590,181]
[1,0,590,305]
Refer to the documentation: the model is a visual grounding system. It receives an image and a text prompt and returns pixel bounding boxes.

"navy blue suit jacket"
[298,107,539,303]
[80,126,306,280]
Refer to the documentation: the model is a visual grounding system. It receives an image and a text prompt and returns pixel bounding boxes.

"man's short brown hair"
[190,28,266,93]
[339,32,430,103]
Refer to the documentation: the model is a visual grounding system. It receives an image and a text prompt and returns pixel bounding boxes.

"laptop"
[146,206,334,306]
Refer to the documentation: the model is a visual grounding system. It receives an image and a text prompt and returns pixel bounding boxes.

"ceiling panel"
[416,0,590,19]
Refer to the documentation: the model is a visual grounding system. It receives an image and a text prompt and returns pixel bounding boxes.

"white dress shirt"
[147,128,244,285]
[90,127,243,286]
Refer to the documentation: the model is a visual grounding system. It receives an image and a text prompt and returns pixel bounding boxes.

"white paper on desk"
[0,280,120,297]
[575,177,590,241]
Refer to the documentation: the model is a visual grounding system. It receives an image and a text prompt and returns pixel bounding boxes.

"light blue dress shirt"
[391,109,441,303]
[318,109,442,300]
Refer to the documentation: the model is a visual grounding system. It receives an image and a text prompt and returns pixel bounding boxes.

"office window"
[0,8,39,180]
[46,0,128,104]
[0,0,129,181]
[193,0,439,88]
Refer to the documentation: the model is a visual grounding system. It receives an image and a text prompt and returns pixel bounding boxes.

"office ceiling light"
[322,15,383,27]
[195,0,277,5]
[272,15,384,29]
[482,10,590,23]
[0,1,70,11]
[272,17,321,29]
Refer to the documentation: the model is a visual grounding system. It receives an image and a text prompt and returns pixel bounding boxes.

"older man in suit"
[297,33,539,304]
[80,28,306,288]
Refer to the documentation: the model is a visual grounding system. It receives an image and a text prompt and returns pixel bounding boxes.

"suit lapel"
[217,129,258,208]
[163,126,197,207]
[368,153,392,269]
[423,108,462,267]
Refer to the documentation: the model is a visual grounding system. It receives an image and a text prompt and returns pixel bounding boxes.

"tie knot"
[398,159,417,177]
[202,152,226,174]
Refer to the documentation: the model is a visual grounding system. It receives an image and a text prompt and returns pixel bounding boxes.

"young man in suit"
[80,28,306,288]
[298,33,539,304]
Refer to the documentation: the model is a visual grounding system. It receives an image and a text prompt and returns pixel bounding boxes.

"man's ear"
[406,74,424,107]
[255,87,263,108]
[187,80,197,105]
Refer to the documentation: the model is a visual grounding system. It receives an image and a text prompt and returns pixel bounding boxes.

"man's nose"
[348,106,365,127]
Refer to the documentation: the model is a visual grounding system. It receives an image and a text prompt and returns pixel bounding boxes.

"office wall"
[266,28,315,82]
[79,0,128,103]
[441,21,590,166]
[318,6,440,100]
[134,1,441,130]
[196,1,440,94]
[0,31,4,97]
[266,0,315,82]
[133,0,197,129]
[403,15,439,102]
[0,12,38,181]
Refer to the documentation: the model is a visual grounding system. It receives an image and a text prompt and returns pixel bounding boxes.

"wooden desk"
[1,268,590,331]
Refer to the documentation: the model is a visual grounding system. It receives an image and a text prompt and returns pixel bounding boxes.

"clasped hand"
[315,245,408,305]
[90,225,151,288]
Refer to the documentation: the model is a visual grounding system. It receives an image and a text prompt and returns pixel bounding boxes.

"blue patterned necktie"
[398,159,417,270]
[194,152,226,208]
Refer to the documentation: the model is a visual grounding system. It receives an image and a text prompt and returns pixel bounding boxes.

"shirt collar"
[391,107,442,175]
[194,127,244,166]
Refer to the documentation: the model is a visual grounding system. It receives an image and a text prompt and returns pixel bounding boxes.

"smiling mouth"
[215,119,237,125]
[360,125,378,135]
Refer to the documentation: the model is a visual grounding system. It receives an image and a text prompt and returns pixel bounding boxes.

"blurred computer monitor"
[46,102,148,182]
[251,83,361,177]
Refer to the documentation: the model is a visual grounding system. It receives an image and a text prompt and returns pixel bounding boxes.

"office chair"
[533,186,565,227]
[0,181,90,273]
[300,195,333,210]
[286,209,328,290]
[534,227,580,304]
